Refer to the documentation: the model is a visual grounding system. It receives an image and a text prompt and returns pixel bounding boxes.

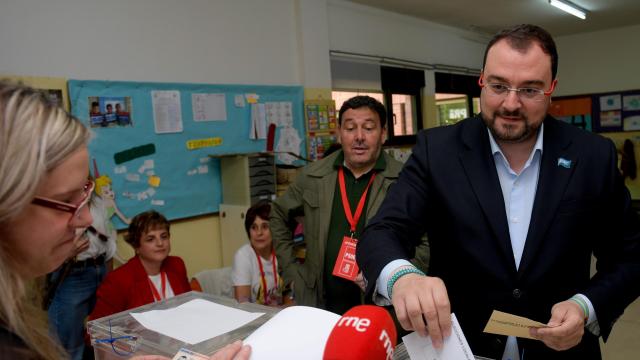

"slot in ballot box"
[87,291,278,359]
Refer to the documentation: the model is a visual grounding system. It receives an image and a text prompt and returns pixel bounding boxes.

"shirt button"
[511,217,519,223]
[513,288,522,299]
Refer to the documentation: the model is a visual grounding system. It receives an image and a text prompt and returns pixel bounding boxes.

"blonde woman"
[0,81,249,360]
[0,81,93,359]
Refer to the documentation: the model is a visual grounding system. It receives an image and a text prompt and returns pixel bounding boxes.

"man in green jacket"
[271,95,425,314]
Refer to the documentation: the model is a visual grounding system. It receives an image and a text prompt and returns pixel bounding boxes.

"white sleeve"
[105,232,117,261]
[376,259,415,299]
[231,245,253,286]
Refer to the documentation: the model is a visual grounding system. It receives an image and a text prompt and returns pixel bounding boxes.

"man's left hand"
[530,300,585,351]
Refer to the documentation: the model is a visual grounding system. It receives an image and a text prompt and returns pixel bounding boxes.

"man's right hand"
[391,274,452,349]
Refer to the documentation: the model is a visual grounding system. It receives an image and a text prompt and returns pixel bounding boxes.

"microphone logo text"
[336,316,371,332]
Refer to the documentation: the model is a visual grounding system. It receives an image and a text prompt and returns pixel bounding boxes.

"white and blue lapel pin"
[557,157,572,169]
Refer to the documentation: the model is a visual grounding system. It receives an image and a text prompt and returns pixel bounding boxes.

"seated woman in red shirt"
[90,210,191,319]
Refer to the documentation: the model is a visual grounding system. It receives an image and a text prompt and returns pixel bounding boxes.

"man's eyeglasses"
[32,180,94,222]
[478,75,555,102]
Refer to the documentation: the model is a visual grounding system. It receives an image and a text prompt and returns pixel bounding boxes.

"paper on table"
[483,310,547,339]
[130,299,264,345]
[244,306,340,360]
[403,313,474,360]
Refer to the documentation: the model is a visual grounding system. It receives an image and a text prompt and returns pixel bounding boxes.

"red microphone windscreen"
[323,305,397,360]
[266,123,276,151]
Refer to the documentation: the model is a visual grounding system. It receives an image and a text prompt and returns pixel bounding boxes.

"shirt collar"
[488,123,544,158]
[333,149,387,173]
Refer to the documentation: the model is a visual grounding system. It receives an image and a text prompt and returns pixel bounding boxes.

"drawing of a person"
[94,174,131,228]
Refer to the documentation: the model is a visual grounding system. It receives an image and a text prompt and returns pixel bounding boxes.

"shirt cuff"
[376,259,414,300]
[574,293,600,336]
[574,293,597,325]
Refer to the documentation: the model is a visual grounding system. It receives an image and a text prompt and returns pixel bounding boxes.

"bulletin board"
[592,90,640,132]
[548,95,593,131]
[304,99,338,161]
[69,80,305,229]
[551,90,640,199]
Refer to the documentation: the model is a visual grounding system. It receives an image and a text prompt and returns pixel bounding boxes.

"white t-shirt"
[148,273,175,300]
[231,244,283,305]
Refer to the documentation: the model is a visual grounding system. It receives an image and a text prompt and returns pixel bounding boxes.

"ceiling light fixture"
[549,0,587,20]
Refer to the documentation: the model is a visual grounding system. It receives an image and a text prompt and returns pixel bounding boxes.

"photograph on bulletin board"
[622,94,640,131]
[88,96,133,128]
[548,96,592,131]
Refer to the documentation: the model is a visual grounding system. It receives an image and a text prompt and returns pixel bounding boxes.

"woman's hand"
[210,340,251,360]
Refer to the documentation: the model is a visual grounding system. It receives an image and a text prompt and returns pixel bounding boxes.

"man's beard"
[483,109,537,143]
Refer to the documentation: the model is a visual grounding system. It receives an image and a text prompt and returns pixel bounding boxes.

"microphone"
[323,305,397,360]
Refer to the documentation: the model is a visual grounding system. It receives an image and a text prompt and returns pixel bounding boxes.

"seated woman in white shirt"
[231,201,285,306]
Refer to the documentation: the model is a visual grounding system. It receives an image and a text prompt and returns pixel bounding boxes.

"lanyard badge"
[148,271,167,302]
[254,249,278,305]
[332,167,376,281]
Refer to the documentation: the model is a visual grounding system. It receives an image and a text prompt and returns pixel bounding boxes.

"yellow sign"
[186,137,222,150]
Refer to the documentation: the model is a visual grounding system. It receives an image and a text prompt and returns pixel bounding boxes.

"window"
[332,90,385,111]
[392,94,417,136]
[436,94,480,126]
[435,72,481,126]
[381,66,425,145]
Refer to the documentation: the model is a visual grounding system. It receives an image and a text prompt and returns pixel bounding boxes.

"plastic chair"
[190,267,234,299]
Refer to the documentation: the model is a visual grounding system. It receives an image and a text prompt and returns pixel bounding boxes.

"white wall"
[327,0,486,70]
[327,1,640,98]
[0,0,300,85]
[3,1,638,96]
[295,0,332,88]
[555,24,640,96]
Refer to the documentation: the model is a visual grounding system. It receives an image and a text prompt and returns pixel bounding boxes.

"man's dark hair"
[125,210,170,248]
[338,95,386,128]
[244,200,271,237]
[482,24,558,80]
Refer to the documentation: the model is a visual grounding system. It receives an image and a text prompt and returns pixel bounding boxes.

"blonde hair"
[0,81,90,359]
[94,174,112,196]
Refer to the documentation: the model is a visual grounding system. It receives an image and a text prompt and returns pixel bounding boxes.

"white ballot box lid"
[87,291,278,359]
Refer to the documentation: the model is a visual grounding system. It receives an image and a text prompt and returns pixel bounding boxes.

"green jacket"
[270,150,406,307]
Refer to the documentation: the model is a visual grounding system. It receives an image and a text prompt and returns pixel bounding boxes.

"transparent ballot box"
[87,291,278,359]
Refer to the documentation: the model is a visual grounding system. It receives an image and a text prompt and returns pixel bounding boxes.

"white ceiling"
[345,0,640,36]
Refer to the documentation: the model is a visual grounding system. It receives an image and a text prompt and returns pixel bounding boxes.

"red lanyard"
[338,167,376,235]
[148,271,167,302]
[254,249,278,305]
